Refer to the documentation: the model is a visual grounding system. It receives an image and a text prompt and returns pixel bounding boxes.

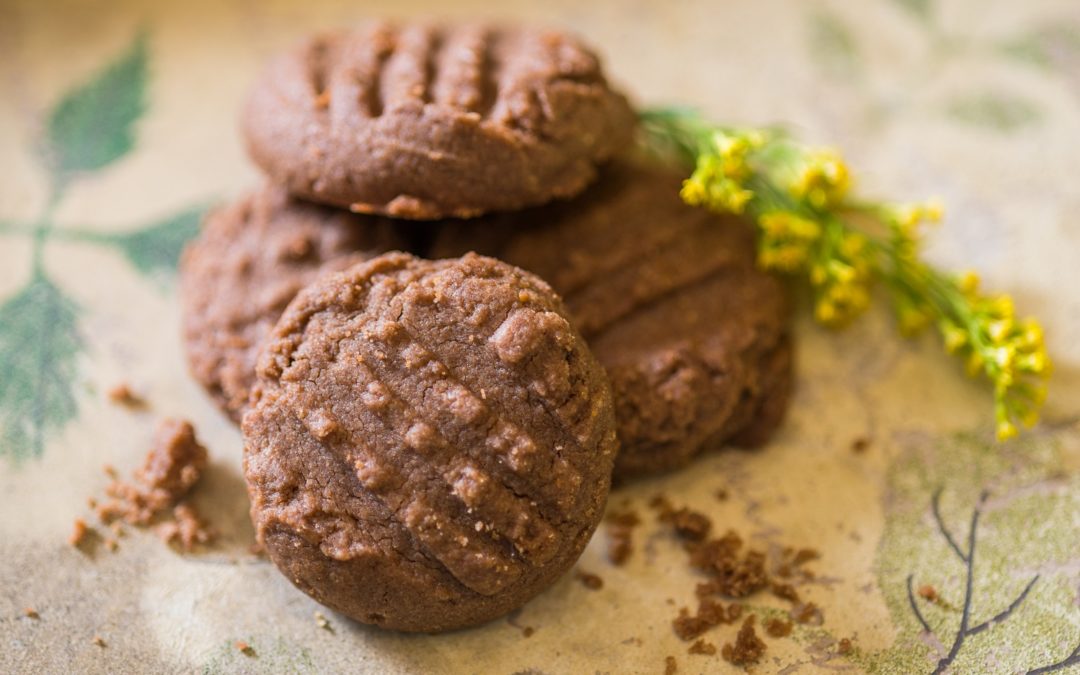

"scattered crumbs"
[605,509,641,566]
[721,615,766,667]
[665,598,676,606]
[92,636,106,648]
[664,655,677,674]
[576,570,604,590]
[234,640,254,656]
[157,502,215,552]
[87,418,215,553]
[314,611,331,631]
[23,607,39,620]
[851,436,870,454]
[765,617,793,638]
[664,508,712,542]
[917,584,938,602]
[107,382,145,408]
[522,626,536,638]
[673,600,743,640]
[791,602,824,626]
[69,518,89,547]
[689,531,768,597]
[688,639,717,656]
[714,488,729,502]
[837,637,853,655]
[770,582,800,603]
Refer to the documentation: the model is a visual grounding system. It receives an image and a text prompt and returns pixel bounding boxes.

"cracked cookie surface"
[242,252,616,632]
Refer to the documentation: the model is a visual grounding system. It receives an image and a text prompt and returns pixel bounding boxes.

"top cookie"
[242,23,637,219]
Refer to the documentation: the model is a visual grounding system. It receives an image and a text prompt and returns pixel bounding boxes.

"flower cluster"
[938,274,1050,439]
[639,108,1051,440]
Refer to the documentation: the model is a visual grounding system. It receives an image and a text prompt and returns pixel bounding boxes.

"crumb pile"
[75,418,215,553]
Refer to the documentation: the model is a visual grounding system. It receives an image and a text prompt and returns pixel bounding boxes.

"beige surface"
[2,0,1080,673]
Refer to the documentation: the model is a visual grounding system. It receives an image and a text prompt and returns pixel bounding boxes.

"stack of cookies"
[180,21,791,633]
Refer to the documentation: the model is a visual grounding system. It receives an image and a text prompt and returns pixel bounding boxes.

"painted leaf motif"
[946,92,1042,132]
[106,205,205,278]
[0,274,82,461]
[808,11,860,79]
[868,430,1080,674]
[45,31,148,184]
[891,0,933,22]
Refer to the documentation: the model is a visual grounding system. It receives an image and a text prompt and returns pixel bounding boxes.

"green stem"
[31,181,64,277]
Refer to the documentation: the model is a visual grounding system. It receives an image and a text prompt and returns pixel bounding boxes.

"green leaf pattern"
[0,31,203,461]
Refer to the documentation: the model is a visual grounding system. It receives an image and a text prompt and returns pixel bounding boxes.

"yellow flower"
[996,417,1019,441]
[791,148,851,209]
[958,270,981,296]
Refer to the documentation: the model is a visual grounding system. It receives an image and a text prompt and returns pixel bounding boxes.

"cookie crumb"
[688,639,716,656]
[714,488,729,502]
[88,418,215,552]
[605,509,641,566]
[917,584,938,602]
[851,436,870,454]
[522,626,536,638]
[664,655,677,674]
[721,616,766,667]
[23,607,39,619]
[576,570,604,590]
[103,464,118,479]
[314,611,331,631]
[765,617,793,637]
[104,538,118,552]
[792,548,820,566]
[157,502,215,552]
[92,636,106,648]
[664,508,712,542]
[69,518,89,547]
[770,582,800,603]
[672,599,743,640]
[791,602,823,625]
[107,382,145,408]
[837,637,853,655]
[234,640,254,656]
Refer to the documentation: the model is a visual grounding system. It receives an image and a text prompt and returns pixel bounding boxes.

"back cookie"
[242,23,636,219]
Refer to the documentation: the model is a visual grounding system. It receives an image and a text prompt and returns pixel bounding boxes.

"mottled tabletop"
[2,0,1080,673]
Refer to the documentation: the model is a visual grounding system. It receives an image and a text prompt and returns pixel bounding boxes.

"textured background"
[2,0,1079,673]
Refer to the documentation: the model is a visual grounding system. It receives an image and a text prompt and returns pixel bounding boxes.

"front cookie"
[243,252,617,632]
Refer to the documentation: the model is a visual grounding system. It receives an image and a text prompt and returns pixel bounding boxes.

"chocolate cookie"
[243,252,617,632]
[242,23,636,219]
[431,161,793,480]
[179,186,408,422]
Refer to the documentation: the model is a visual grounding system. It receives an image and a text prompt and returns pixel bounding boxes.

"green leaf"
[45,30,148,186]
[891,0,933,22]
[946,92,1042,132]
[808,11,860,79]
[105,205,205,278]
[0,274,82,461]
[999,24,1080,70]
